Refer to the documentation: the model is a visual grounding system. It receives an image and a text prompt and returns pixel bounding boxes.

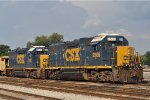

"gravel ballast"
[0,83,114,100]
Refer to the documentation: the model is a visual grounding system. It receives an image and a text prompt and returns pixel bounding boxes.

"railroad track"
[0,76,150,100]
[0,88,59,100]
[0,93,22,100]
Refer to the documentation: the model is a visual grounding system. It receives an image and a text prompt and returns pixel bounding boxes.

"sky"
[0,0,149,54]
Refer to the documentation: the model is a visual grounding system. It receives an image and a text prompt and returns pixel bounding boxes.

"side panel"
[9,53,36,69]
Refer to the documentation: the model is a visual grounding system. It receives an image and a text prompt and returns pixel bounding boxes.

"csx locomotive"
[3,33,143,83]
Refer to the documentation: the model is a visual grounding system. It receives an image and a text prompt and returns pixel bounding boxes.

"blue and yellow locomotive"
[6,33,143,83]
[47,33,143,83]
[7,46,48,78]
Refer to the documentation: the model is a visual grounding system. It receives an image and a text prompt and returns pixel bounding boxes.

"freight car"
[6,33,143,83]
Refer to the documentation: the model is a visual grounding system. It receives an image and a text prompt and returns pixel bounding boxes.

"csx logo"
[65,48,80,62]
[17,54,25,64]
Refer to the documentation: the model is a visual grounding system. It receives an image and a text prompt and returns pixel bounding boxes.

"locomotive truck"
[5,33,143,83]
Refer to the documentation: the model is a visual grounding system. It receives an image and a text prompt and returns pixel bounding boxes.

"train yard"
[0,70,150,100]
[0,33,148,100]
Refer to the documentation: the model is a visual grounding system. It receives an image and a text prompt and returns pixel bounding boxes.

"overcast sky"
[0,1,149,54]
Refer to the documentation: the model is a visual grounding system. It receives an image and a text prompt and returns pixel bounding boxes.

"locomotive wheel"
[56,71,62,80]
[94,71,113,82]
[47,70,62,80]
[89,71,97,81]
[47,71,57,79]
[97,71,106,81]
[29,72,34,78]
[104,71,113,81]
[6,70,14,77]
[29,71,37,79]
[47,71,52,79]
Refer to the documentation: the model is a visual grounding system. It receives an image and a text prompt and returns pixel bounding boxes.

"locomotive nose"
[116,46,134,66]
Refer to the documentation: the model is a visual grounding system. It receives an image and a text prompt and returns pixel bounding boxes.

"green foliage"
[26,41,33,49]
[15,47,21,51]
[143,51,150,65]
[26,33,64,48]
[48,33,64,44]
[0,44,10,56]
[34,35,49,46]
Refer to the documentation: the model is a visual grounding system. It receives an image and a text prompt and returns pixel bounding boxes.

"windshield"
[28,48,35,52]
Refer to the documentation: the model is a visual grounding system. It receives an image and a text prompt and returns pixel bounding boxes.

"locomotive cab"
[28,46,49,68]
[89,33,143,83]
[26,46,49,79]
[90,33,129,67]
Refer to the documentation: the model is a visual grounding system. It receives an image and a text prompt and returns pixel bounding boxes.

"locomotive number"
[65,48,80,62]
[17,54,25,64]
[92,52,100,58]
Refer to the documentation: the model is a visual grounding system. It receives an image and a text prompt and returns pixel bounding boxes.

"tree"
[143,51,150,65]
[48,33,64,44]
[15,47,21,51]
[34,35,49,46]
[0,44,10,56]
[26,33,64,48]
[26,41,33,49]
